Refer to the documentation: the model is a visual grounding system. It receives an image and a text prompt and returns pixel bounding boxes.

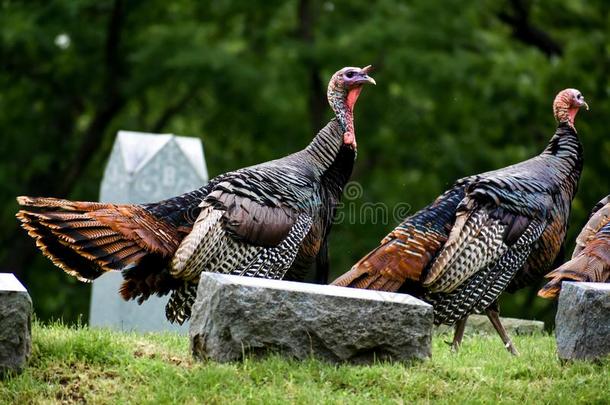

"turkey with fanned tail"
[332,88,587,355]
[17,66,376,324]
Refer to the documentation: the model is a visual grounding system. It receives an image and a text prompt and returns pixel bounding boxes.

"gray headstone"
[190,273,433,364]
[435,315,544,336]
[0,274,32,375]
[556,282,610,361]
[90,131,208,333]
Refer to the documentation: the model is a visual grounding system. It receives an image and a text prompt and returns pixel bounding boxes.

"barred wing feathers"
[422,158,560,294]
[429,217,547,325]
[167,210,313,323]
[166,163,320,324]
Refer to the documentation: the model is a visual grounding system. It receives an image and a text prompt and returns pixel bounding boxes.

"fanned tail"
[17,197,143,280]
[16,196,182,303]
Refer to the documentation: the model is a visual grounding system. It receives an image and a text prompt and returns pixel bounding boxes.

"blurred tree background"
[0,0,608,327]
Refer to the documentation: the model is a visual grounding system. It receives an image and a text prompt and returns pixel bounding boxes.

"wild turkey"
[538,195,610,298]
[332,88,588,355]
[16,66,376,324]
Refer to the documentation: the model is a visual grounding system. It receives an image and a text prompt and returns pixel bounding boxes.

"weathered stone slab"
[556,282,610,361]
[90,130,208,333]
[0,273,32,375]
[190,273,433,364]
[435,315,544,336]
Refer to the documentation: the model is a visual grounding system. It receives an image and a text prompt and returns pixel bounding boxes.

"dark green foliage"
[1,0,608,325]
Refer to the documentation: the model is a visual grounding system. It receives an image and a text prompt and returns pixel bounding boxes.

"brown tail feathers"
[538,238,610,299]
[16,196,184,302]
[331,237,434,292]
[331,248,404,292]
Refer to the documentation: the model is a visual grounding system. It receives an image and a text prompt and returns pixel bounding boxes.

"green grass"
[1,322,608,404]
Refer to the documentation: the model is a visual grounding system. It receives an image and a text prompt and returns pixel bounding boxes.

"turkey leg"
[485,304,520,356]
[448,317,468,352]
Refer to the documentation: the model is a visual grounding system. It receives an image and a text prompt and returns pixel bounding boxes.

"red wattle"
[343,132,356,148]
[568,107,579,126]
[343,87,362,148]
[347,87,363,110]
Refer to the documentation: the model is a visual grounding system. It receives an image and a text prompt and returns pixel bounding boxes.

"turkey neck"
[541,122,584,195]
[329,86,359,145]
[302,86,358,192]
[543,122,583,167]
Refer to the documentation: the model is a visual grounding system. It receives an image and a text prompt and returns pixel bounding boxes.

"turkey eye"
[345,71,354,78]
[577,93,582,99]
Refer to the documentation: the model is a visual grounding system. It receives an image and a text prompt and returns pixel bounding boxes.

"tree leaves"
[0,0,607,324]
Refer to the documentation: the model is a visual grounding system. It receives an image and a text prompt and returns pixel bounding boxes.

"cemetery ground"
[1,322,608,404]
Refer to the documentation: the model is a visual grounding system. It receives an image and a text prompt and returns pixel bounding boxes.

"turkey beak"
[356,65,376,85]
[363,75,376,85]
[582,101,589,110]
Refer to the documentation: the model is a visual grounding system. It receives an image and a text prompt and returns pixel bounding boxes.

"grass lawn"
[1,322,608,404]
